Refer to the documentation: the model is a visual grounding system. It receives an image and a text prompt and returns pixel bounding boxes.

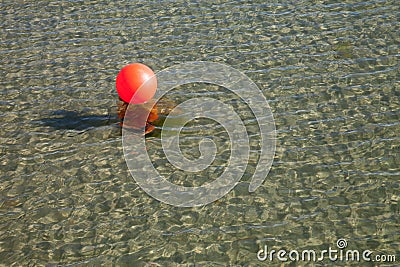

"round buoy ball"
[116,63,157,104]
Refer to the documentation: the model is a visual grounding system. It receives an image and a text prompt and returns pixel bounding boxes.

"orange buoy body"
[116,63,157,104]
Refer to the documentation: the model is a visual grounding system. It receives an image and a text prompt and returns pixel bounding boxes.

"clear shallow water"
[1,0,399,266]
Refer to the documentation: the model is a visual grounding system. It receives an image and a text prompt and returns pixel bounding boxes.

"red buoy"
[116,63,157,104]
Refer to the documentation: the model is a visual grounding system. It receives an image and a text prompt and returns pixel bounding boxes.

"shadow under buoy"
[34,110,119,131]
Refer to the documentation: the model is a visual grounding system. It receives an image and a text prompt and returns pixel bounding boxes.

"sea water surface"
[1,0,399,266]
